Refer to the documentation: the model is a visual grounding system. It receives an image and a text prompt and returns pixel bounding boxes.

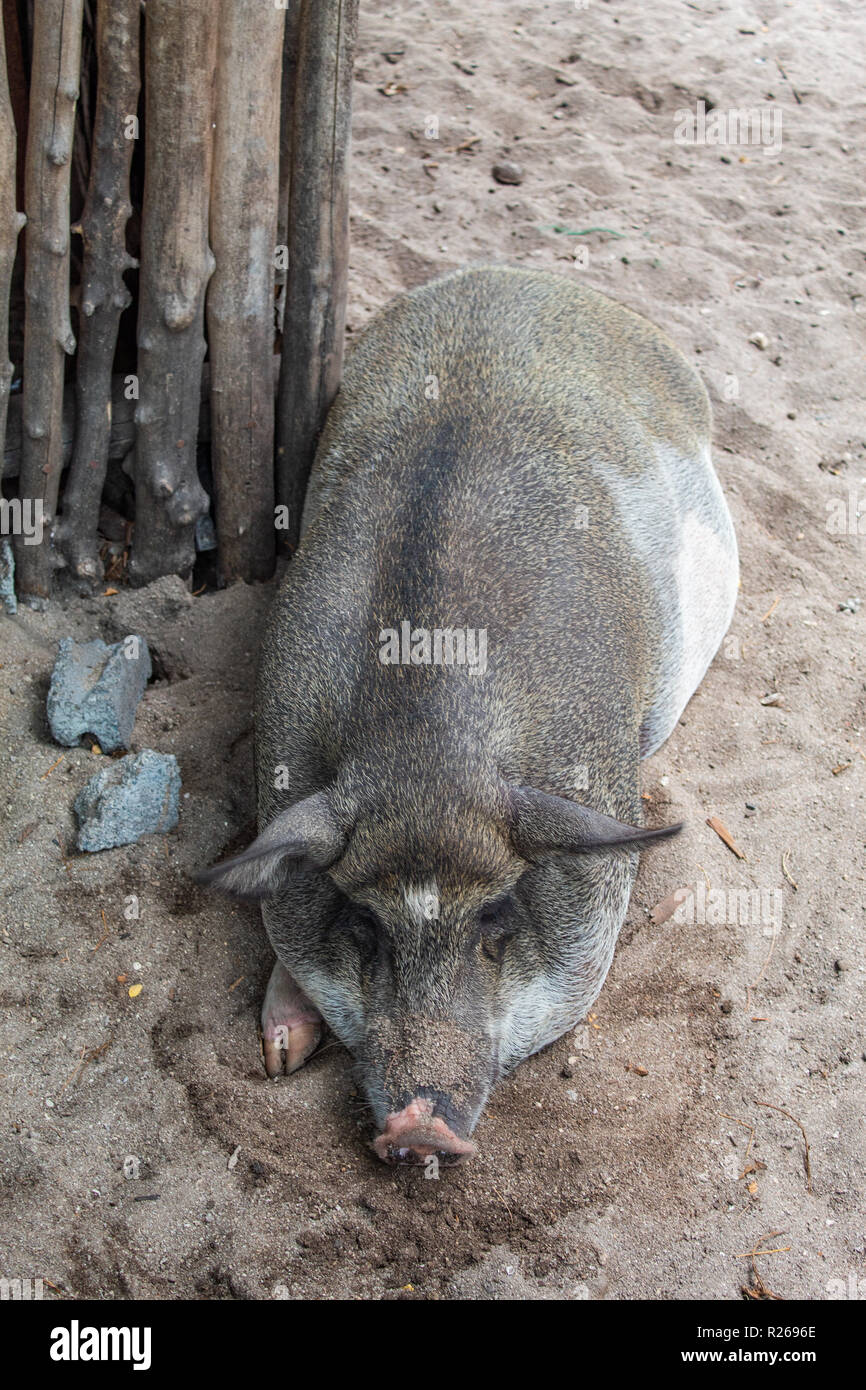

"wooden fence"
[0,0,358,600]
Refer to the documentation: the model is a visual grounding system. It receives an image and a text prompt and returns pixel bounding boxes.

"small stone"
[834,958,850,973]
[492,160,523,185]
[720,999,734,1014]
[748,331,770,349]
[74,749,181,852]
[48,635,151,752]
[560,1064,574,1079]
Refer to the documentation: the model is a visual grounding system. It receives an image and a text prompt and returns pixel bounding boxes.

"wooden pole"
[3,359,284,483]
[275,0,359,549]
[275,1,301,331]
[0,6,26,474]
[58,0,139,584]
[207,0,284,584]
[129,0,216,587]
[13,0,83,600]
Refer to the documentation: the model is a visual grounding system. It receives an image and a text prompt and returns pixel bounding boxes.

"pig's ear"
[197,791,345,898]
[508,786,682,857]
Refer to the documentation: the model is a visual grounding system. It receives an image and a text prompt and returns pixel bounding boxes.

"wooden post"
[276,1,301,327]
[13,0,83,600]
[275,0,359,549]
[2,359,282,483]
[129,0,216,587]
[58,0,139,584]
[0,6,26,473]
[207,0,284,584]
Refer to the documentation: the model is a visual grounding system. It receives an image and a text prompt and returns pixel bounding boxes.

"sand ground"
[0,0,864,1299]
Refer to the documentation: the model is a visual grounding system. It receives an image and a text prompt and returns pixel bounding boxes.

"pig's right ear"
[508,786,683,857]
[196,790,345,898]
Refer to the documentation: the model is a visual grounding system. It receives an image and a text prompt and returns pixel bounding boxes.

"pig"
[201,265,738,1165]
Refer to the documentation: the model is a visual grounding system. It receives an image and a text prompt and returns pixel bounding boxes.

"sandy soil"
[1,0,864,1301]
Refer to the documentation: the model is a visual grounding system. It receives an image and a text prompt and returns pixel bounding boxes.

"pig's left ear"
[196,790,345,898]
[508,786,682,857]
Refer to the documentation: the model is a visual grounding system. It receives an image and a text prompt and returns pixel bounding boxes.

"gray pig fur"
[205,265,738,1141]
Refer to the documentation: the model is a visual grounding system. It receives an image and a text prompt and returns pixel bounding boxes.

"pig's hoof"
[260,960,322,1078]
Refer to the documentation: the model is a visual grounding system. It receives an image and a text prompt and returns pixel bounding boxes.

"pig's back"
[262,264,736,794]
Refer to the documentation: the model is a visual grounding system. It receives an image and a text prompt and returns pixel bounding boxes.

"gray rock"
[74,750,181,852]
[47,634,152,752]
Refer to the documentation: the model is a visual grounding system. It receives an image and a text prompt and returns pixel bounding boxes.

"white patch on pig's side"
[640,502,738,753]
[669,509,738,715]
[403,882,440,925]
[614,440,739,758]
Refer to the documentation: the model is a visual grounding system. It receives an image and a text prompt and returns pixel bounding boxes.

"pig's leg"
[260,959,323,1077]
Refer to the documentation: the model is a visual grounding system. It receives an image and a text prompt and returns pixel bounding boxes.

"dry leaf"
[649,886,693,926]
[706,815,746,859]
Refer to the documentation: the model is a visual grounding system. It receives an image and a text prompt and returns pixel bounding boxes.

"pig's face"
[263,810,527,1159]
[201,785,679,1163]
[320,845,642,1158]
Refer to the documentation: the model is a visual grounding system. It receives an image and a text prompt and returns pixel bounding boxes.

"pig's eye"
[478,896,510,929]
[340,903,380,959]
[351,907,379,940]
[477,898,514,963]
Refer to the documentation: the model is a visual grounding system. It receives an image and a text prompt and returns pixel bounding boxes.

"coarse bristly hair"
[200,264,738,1152]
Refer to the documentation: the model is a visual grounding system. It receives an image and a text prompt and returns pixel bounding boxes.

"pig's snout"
[373,1097,477,1166]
